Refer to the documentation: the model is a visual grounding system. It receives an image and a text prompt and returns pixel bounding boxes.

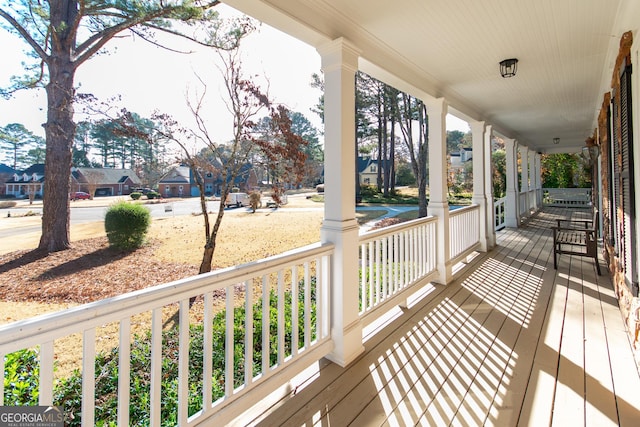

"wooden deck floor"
[241,208,640,427]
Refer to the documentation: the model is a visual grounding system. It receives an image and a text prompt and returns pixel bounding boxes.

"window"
[619,63,637,294]
[611,62,637,296]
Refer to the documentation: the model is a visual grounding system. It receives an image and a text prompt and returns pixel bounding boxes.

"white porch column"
[470,120,488,252]
[317,38,364,367]
[504,138,520,227]
[521,145,530,217]
[535,153,543,206]
[484,125,496,248]
[529,149,537,211]
[426,98,452,284]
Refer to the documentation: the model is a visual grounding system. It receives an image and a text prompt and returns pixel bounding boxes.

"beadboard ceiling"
[224,0,637,153]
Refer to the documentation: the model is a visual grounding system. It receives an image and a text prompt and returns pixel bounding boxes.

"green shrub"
[3,281,318,425]
[3,348,40,406]
[130,192,142,200]
[359,185,378,198]
[49,280,317,426]
[146,191,160,200]
[104,202,151,250]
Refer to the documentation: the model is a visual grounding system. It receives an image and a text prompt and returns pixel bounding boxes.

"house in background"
[159,163,258,198]
[358,156,391,186]
[0,164,16,196]
[449,147,473,172]
[4,164,45,198]
[158,165,191,198]
[71,167,142,197]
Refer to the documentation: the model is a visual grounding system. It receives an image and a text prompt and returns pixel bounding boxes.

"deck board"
[552,255,587,426]
[582,256,619,427]
[237,209,640,427]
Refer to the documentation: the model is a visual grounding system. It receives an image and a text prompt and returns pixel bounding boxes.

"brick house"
[158,165,192,198]
[596,31,640,350]
[71,167,142,196]
[159,164,256,198]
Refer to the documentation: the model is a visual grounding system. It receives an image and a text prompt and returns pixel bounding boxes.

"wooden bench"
[552,209,601,275]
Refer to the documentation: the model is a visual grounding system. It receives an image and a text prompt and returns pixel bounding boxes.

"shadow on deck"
[237,208,640,427]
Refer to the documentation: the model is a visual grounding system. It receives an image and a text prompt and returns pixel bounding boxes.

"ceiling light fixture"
[553,137,560,144]
[499,58,518,78]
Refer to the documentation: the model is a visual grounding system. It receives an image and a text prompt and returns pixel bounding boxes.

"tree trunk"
[417,146,429,217]
[198,200,226,273]
[38,57,76,252]
[199,244,215,274]
[390,115,396,193]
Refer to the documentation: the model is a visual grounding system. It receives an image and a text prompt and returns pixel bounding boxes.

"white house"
[4,163,45,198]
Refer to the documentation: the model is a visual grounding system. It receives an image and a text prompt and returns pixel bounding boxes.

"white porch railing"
[518,191,528,219]
[0,243,334,426]
[448,204,481,264]
[1,204,494,426]
[527,188,537,212]
[542,188,592,207]
[358,216,438,325]
[494,197,506,231]
[536,188,544,207]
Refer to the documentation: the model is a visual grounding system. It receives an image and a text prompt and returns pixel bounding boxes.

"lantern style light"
[499,58,518,78]
[553,137,560,145]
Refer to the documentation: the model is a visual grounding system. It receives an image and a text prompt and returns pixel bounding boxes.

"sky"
[0,3,469,163]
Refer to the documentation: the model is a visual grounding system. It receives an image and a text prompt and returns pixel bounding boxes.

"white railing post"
[471,120,488,251]
[494,197,507,231]
[318,38,364,367]
[505,138,520,227]
[426,97,452,284]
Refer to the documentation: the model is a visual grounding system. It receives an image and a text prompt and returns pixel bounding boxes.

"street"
[0,194,418,241]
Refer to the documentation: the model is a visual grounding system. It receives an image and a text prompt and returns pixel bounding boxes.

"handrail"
[358,216,438,325]
[494,197,506,231]
[0,243,333,350]
[0,242,335,426]
[449,204,481,263]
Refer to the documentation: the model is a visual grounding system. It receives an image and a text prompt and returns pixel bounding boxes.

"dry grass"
[151,209,323,267]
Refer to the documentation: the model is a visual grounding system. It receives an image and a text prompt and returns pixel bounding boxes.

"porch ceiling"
[224,0,638,153]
